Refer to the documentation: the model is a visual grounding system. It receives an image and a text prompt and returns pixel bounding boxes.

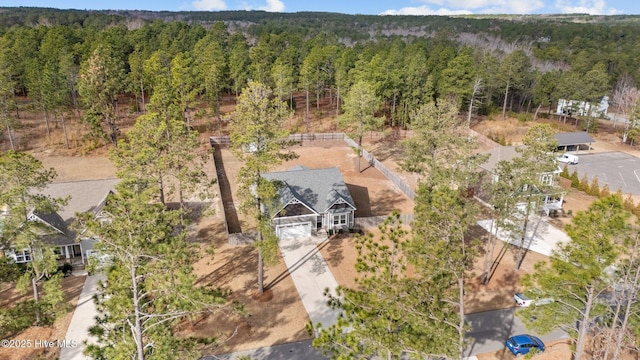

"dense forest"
[2,6,640,148]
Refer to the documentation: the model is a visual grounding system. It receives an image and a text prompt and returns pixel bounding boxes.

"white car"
[514,292,554,307]
[557,153,579,165]
[514,292,534,306]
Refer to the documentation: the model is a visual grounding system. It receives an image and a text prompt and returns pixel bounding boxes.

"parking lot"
[569,151,640,196]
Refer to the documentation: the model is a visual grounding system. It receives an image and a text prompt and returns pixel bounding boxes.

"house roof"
[479,146,521,172]
[40,178,120,221]
[554,132,595,147]
[262,166,356,215]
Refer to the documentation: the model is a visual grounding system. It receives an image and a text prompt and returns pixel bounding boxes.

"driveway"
[477,215,570,257]
[277,234,342,329]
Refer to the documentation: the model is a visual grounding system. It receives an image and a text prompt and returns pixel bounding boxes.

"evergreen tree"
[0,151,67,325]
[79,182,228,360]
[519,195,631,360]
[228,81,297,294]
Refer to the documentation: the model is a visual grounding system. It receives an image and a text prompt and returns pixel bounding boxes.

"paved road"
[465,308,568,356]
[208,308,568,359]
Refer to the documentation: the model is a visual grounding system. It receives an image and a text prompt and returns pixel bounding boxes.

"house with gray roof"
[477,146,564,216]
[262,166,356,239]
[2,178,119,266]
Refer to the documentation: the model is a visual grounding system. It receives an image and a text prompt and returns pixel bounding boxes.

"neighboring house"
[262,166,356,239]
[556,96,609,118]
[2,209,79,264]
[2,179,119,266]
[477,146,564,216]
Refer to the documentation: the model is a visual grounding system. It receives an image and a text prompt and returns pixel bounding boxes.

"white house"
[477,146,564,216]
[556,96,609,118]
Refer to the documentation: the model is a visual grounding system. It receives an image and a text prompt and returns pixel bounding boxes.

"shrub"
[623,194,636,212]
[587,176,600,196]
[560,164,570,179]
[599,183,610,198]
[577,174,590,192]
[570,169,580,188]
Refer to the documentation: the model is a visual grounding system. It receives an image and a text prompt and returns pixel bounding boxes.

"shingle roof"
[554,132,595,147]
[262,167,356,215]
[479,146,522,172]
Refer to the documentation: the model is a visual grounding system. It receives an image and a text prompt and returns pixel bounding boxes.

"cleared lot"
[569,151,640,196]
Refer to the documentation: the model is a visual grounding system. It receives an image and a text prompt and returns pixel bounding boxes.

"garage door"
[277,223,312,239]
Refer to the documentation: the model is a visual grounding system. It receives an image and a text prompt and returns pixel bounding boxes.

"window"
[540,174,553,186]
[333,213,347,226]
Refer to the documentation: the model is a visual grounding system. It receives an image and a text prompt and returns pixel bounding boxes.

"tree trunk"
[575,285,595,360]
[481,217,499,284]
[336,85,340,131]
[457,274,466,360]
[533,104,541,121]
[32,277,41,325]
[6,121,15,150]
[130,266,146,360]
[305,85,310,134]
[612,255,640,360]
[43,106,51,136]
[158,174,165,205]
[257,245,264,294]
[61,113,70,149]
[502,78,510,120]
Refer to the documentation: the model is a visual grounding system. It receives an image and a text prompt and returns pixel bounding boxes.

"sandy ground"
[3,114,630,359]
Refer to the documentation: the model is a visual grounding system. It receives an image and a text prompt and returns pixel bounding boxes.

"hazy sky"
[2,0,637,15]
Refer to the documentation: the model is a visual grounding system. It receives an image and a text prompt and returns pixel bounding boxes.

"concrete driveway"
[477,215,570,257]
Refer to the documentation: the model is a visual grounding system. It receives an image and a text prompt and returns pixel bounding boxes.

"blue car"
[506,334,545,355]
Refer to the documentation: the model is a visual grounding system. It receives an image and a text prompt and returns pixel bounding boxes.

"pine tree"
[228,81,297,294]
[588,176,600,196]
[578,174,590,192]
[600,183,610,198]
[570,169,580,188]
[79,182,229,360]
[518,195,630,360]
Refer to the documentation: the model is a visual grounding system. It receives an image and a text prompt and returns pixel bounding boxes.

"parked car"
[514,292,554,307]
[514,292,534,306]
[506,334,545,355]
[557,153,579,165]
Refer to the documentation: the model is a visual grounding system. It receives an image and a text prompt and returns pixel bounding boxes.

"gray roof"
[262,167,356,215]
[554,132,594,147]
[40,178,120,222]
[479,146,522,172]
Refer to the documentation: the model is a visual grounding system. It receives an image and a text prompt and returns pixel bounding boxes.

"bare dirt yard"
[4,111,634,360]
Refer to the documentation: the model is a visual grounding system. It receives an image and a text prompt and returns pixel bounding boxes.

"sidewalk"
[59,271,105,360]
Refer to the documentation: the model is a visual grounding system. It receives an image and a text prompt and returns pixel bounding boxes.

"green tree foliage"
[313,212,455,359]
[570,169,580,188]
[401,99,482,184]
[227,33,250,96]
[171,51,201,126]
[0,151,67,326]
[498,50,532,120]
[228,81,296,294]
[578,174,590,192]
[78,183,228,360]
[519,195,631,360]
[408,183,480,359]
[194,32,228,134]
[0,36,18,150]
[437,47,477,109]
[339,80,383,172]
[588,176,601,197]
[77,44,127,146]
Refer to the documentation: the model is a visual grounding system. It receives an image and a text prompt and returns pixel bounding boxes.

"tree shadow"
[211,145,242,233]
[346,183,371,216]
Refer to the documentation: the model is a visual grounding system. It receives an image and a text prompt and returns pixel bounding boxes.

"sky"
[1,0,639,16]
